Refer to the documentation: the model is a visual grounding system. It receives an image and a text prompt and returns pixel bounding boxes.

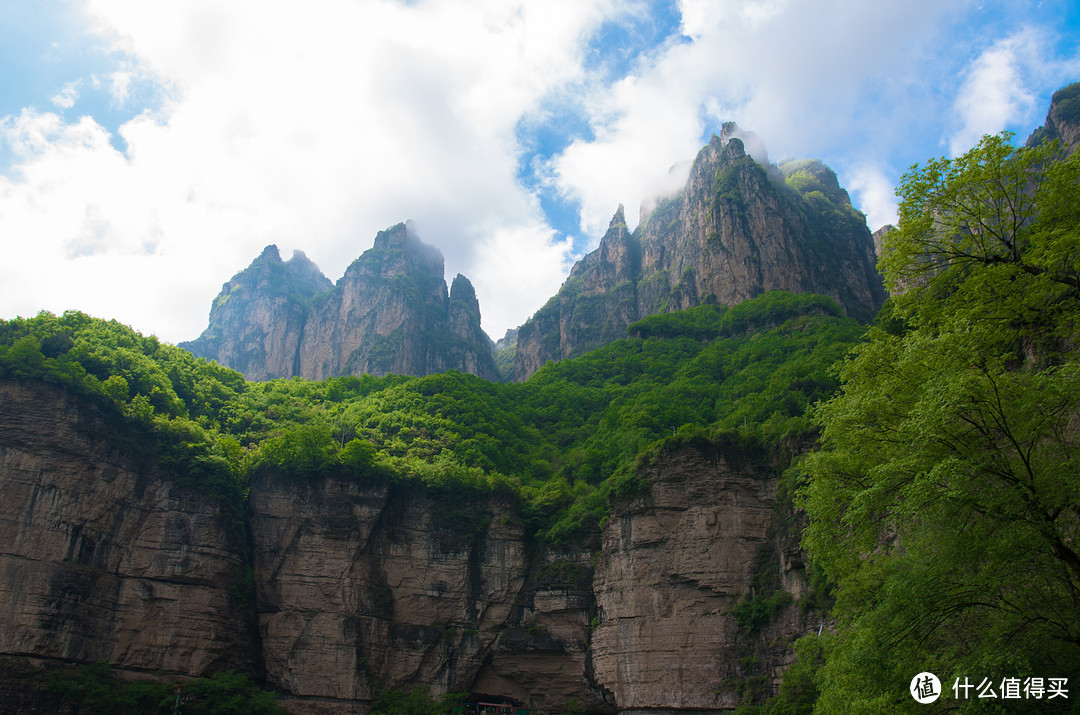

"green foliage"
[801,132,1080,711]
[47,663,283,714]
[1052,80,1080,123]
[780,159,849,207]
[181,670,285,714]
[734,589,792,634]
[371,686,463,715]
[714,155,761,205]
[1,291,864,553]
[759,635,825,715]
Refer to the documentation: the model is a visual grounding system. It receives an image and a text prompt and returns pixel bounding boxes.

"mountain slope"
[183,222,498,381]
[513,124,886,381]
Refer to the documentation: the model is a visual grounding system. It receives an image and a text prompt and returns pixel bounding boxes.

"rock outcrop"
[1027,80,1080,155]
[181,246,332,381]
[0,378,814,713]
[513,125,886,380]
[183,223,498,382]
[591,440,810,710]
[0,381,255,678]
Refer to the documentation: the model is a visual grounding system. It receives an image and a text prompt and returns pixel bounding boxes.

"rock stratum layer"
[513,124,886,380]
[0,381,816,713]
[0,381,256,678]
[182,223,498,382]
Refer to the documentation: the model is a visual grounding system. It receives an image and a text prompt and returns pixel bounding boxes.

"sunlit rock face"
[183,223,497,381]
[1027,81,1080,155]
[0,382,814,713]
[513,126,885,381]
[0,381,256,679]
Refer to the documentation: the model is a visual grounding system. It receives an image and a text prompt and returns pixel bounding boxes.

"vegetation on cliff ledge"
[0,289,860,551]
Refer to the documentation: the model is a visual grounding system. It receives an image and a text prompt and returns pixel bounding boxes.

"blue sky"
[1,0,1079,342]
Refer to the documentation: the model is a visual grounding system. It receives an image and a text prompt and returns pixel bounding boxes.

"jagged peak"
[285,249,333,291]
[609,204,627,229]
[258,244,282,262]
[719,122,770,166]
[450,273,478,304]
[1027,80,1080,155]
[373,222,408,251]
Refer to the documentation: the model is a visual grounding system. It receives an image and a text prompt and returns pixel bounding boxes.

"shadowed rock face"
[1027,81,1080,155]
[183,223,497,381]
[0,382,256,679]
[1,380,815,714]
[513,127,886,381]
[180,245,332,381]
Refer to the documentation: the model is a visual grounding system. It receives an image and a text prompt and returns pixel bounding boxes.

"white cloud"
[948,30,1040,156]
[50,80,81,109]
[3,0,1079,348]
[469,222,576,339]
[1,0,618,341]
[108,69,134,105]
[845,164,898,233]
[552,0,969,241]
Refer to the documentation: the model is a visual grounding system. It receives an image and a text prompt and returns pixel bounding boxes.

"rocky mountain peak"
[1027,81,1080,155]
[719,121,770,166]
[259,243,282,261]
[184,225,497,381]
[609,204,627,229]
[511,125,885,380]
[449,272,479,306]
[363,222,445,280]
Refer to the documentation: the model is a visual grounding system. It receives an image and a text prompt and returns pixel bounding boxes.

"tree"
[800,133,1080,711]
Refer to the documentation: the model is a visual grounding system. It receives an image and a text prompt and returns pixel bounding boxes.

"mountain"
[1026,80,1080,154]
[2,83,1078,715]
[1,292,848,712]
[513,123,886,380]
[179,245,332,381]
[182,222,498,381]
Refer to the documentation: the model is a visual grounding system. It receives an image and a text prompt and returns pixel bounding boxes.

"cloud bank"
[0,0,1078,343]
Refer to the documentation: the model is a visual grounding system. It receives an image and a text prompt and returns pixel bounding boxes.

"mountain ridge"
[512,124,886,380]
[182,222,498,381]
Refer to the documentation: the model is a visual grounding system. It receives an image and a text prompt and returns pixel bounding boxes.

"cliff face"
[249,476,530,707]
[1027,81,1080,155]
[180,246,332,382]
[591,441,811,710]
[513,125,885,380]
[514,207,640,379]
[184,224,498,382]
[0,381,255,678]
[0,379,813,713]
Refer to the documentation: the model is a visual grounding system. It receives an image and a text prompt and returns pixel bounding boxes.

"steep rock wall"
[0,381,255,678]
[1,381,813,713]
[180,246,332,382]
[513,127,885,381]
[591,441,811,710]
[184,224,498,382]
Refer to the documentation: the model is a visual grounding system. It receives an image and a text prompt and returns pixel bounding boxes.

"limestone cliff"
[181,246,333,381]
[513,125,885,380]
[514,207,640,379]
[0,381,256,679]
[184,223,498,381]
[1,379,813,713]
[1027,80,1080,155]
[591,439,813,710]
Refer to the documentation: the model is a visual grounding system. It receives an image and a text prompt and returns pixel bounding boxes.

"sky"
[1,0,1079,344]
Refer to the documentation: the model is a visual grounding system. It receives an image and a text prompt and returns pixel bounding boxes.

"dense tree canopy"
[800,133,1080,712]
[1,290,863,547]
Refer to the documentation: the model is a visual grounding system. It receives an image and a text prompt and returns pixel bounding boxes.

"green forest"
[2,127,1079,713]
